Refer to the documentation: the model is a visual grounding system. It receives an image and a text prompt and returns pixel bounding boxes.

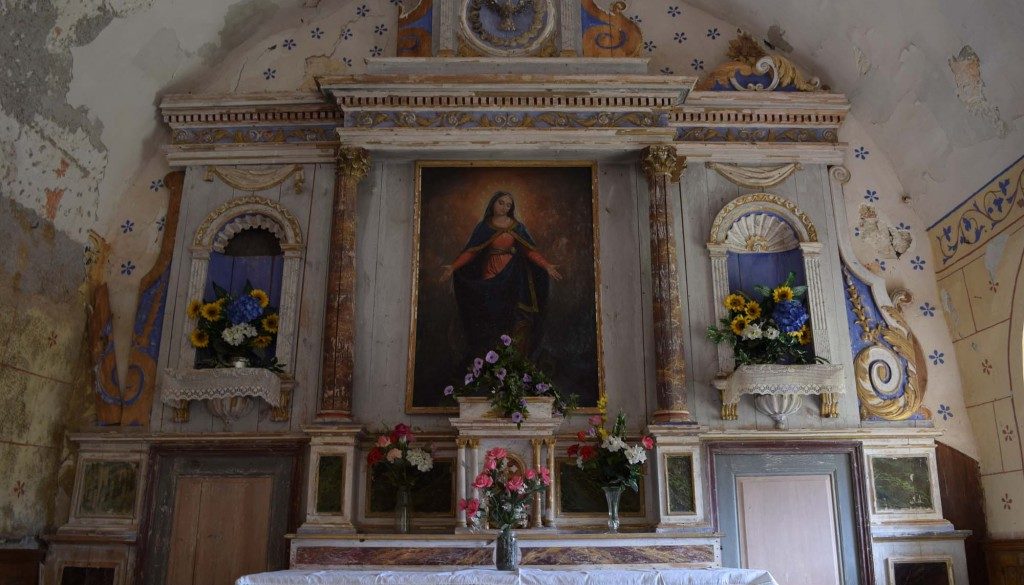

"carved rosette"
[641,145,690,423]
[320,147,371,420]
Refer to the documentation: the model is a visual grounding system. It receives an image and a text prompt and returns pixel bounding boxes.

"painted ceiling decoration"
[697,32,822,92]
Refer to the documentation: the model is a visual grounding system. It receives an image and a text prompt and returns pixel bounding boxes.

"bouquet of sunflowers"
[187,281,284,371]
[706,272,816,365]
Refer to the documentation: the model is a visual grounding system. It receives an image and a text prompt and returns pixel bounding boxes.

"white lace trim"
[720,363,843,405]
[160,367,282,407]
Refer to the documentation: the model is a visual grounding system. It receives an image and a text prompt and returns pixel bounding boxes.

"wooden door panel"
[166,476,273,585]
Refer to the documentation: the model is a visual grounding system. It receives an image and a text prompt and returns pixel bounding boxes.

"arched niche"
[182,196,305,375]
[706,193,833,376]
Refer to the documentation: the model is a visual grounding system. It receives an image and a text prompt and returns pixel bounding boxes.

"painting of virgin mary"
[407,163,602,412]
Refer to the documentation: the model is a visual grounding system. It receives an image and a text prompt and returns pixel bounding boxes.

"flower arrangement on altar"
[444,334,577,427]
[459,447,550,530]
[365,423,434,486]
[705,272,816,365]
[187,282,283,371]
[567,397,653,493]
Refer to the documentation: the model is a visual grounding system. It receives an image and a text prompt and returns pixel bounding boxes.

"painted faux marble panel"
[871,456,933,511]
[315,455,344,514]
[557,459,642,515]
[665,454,696,514]
[890,559,952,585]
[367,460,454,516]
[78,461,138,517]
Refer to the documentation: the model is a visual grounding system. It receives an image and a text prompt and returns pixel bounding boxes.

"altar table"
[236,568,779,585]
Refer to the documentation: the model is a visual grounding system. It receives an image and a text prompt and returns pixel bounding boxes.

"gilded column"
[319,147,370,420]
[641,146,691,424]
[543,438,556,527]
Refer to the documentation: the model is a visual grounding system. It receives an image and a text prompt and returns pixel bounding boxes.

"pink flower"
[473,473,493,489]
[506,475,525,493]
[386,448,402,463]
[641,436,654,450]
[459,498,480,516]
[377,435,391,448]
[486,447,508,460]
[393,423,411,438]
[525,468,537,480]
[538,466,551,486]
[484,458,498,471]
[588,415,602,427]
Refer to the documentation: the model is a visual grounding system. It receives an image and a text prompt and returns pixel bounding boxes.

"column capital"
[641,145,686,185]
[336,147,370,182]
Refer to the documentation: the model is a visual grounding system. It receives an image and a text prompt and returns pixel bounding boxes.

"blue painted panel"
[726,249,805,299]
[714,452,863,583]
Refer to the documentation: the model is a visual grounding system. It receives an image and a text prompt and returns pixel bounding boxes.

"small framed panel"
[555,457,643,517]
[78,461,139,519]
[867,453,938,515]
[67,447,148,533]
[315,455,345,515]
[886,556,953,585]
[664,453,696,514]
[365,458,455,518]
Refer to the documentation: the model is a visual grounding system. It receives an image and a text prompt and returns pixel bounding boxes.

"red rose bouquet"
[365,423,434,489]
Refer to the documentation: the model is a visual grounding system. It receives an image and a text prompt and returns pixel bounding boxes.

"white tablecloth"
[236,568,779,585]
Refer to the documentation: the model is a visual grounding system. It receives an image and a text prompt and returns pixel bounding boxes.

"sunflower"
[249,289,270,308]
[189,329,210,348]
[200,302,222,322]
[772,286,795,303]
[730,315,748,335]
[724,294,747,312]
[744,301,762,319]
[186,299,202,320]
[796,324,812,345]
[261,313,279,333]
[252,335,272,349]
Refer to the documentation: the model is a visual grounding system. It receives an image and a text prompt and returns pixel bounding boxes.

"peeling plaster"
[197,0,281,67]
[855,204,913,259]
[949,45,1009,138]
[984,232,1009,283]
[764,24,793,53]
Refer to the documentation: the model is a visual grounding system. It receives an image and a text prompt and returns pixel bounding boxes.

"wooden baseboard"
[0,547,45,585]
[986,539,1024,585]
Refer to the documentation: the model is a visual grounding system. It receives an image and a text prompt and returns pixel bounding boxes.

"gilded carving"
[336,147,370,183]
[698,33,823,92]
[193,195,303,249]
[709,193,818,245]
[641,145,686,185]
[843,267,926,421]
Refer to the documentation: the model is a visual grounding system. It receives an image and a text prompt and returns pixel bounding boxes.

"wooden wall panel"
[936,442,989,585]
[0,548,44,585]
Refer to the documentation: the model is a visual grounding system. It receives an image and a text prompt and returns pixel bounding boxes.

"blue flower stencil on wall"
[667,6,681,17]
[691,58,704,71]
[357,4,369,17]
[310,27,323,39]
[370,46,383,57]
[707,27,720,39]
[375,24,388,35]
[120,260,136,276]
[660,67,674,75]
[920,302,936,317]
[342,28,353,40]
[910,256,926,270]
[937,404,953,420]
[864,189,878,202]
[149,178,164,191]
[644,40,656,52]
[156,216,166,231]
[674,31,687,43]
[121,219,134,233]
[854,146,869,160]
[263,68,276,80]
[283,38,296,50]
[929,350,945,365]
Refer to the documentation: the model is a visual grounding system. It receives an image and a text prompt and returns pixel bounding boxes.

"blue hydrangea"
[226,295,263,324]
[772,300,809,333]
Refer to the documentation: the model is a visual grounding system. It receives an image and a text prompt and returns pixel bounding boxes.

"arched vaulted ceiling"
[686,0,1024,223]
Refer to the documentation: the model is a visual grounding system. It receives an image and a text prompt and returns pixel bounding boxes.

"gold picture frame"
[405,160,606,414]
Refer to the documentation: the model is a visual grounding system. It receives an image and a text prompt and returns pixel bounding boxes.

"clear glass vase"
[494,525,520,571]
[603,485,623,533]
[394,486,411,534]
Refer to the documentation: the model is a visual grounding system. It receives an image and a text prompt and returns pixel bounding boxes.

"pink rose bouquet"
[459,447,550,529]
[365,423,433,489]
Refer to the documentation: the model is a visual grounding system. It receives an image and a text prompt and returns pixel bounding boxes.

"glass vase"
[394,486,411,534]
[602,485,623,533]
[494,525,520,571]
